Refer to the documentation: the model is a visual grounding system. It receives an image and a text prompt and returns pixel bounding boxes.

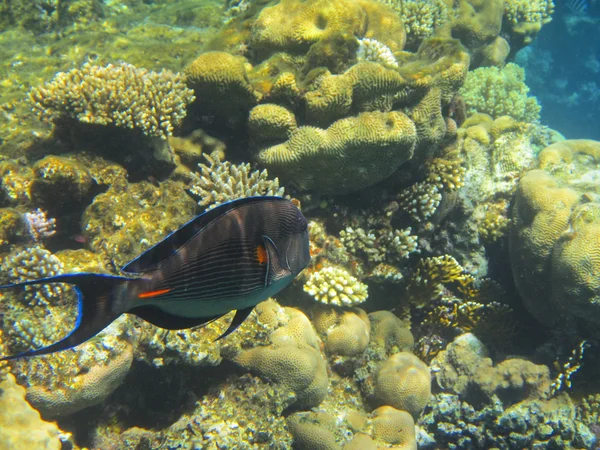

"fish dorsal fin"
[121,196,288,274]
[262,235,292,286]
[215,306,254,341]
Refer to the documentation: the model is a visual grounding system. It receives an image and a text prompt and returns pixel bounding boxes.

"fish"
[565,0,589,14]
[0,196,310,361]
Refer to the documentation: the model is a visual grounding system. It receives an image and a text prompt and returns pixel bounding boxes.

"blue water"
[516,1,600,140]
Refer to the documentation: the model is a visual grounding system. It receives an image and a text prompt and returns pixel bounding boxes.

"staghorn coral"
[405,255,477,306]
[30,62,194,139]
[23,208,56,243]
[304,265,369,307]
[372,351,431,419]
[0,374,62,449]
[189,154,286,209]
[356,38,398,68]
[459,63,541,122]
[259,110,417,194]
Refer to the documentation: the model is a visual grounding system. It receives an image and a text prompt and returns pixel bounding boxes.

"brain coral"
[373,351,431,418]
[371,406,417,449]
[233,307,328,408]
[250,0,406,57]
[510,140,600,326]
[258,110,417,193]
[459,63,541,122]
[312,306,371,357]
[184,51,261,121]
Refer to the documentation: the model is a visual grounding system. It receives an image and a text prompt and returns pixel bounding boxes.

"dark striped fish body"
[565,0,589,14]
[0,197,310,361]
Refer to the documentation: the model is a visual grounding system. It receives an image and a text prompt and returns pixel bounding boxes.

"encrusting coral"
[189,154,286,210]
[29,62,195,139]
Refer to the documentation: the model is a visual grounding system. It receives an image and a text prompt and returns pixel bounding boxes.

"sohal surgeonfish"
[0,196,310,361]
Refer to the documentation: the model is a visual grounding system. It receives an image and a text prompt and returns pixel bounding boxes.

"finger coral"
[190,155,286,210]
[304,266,369,306]
[356,38,398,68]
[29,62,195,139]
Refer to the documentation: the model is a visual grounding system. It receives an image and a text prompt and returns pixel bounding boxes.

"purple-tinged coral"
[23,209,56,243]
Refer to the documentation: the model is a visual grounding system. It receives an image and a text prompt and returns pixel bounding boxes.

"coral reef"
[510,139,600,326]
[422,333,595,449]
[232,305,329,409]
[460,63,541,122]
[189,154,286,210]
[82,179,196,268]
[304,266,369,306]
[0,374,62,449]
[30,62,194,139]
[372,352,431,419]
[312,306,371,357]
[258,110,417,194]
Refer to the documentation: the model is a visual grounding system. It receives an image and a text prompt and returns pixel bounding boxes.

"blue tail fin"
[0,273,131,361]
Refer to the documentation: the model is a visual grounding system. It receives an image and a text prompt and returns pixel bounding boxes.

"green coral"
[459,63,541,122]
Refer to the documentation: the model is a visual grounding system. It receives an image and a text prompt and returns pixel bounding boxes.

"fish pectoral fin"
[129,305,224,330]
[262,235,292,286]
[215,306,254,341]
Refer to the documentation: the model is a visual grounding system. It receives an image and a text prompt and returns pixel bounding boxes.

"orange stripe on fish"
[256,244,268,264]
[138,288,171,299]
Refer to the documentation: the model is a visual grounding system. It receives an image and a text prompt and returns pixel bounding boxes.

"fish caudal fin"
[0,273,130,361]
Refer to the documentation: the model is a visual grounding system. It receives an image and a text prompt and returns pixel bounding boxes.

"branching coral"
[356,38,398,68]
[504,0,554,47]
[340,226,418,264]
[304,266,368,306]
[380,0,449,49]
[397,182,442,223]
[459,63,541,122]
[29,62,194,139]
[189,154,286,209]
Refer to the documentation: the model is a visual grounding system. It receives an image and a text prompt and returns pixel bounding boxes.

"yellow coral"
[0,374,61,449]
[312,306,371,357]
[286,411,339,450]
[184,51,261,118]
[304,266,369,306]
[258,110,417,194]
[368,311,414,355]
[459,63,541,123]
[504,0,554,47]
[233,307,328,408]
[371,406,417,449]
[248,104,297,142]
[373,351,431,418]
[29,62,194,139]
